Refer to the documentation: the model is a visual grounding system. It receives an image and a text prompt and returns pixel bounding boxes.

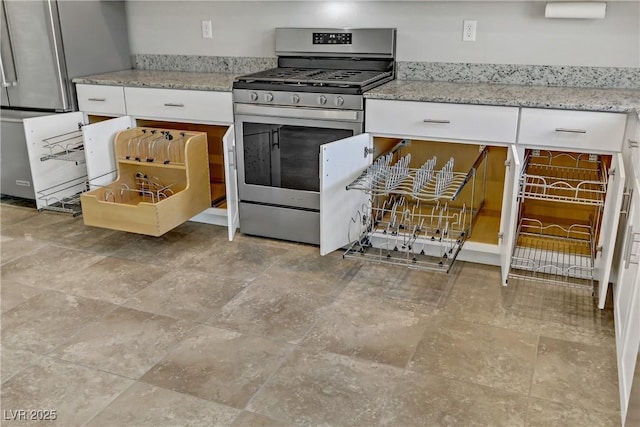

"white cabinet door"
[83,116,134,188]
[500,144,523,286]
[223,125,239,241]
[597,153,626,309]
[320,133,373,256]
[615,172,640,426]
[24,112,88,210]
[24,113,135,211]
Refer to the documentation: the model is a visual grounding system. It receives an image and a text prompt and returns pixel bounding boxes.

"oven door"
[234,104,363,211]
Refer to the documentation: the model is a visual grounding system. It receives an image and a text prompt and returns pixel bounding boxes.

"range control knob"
[250,92,258,101]
[335,96,345,106]
[264,93,274,102]
[318,95,327,105]
[292,94,300,104]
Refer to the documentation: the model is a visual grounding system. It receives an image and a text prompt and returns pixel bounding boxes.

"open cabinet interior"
[508,149,611,290]
[135,119,229,208]
[343,137,508,272]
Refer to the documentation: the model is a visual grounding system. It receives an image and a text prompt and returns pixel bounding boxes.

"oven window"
[242,122,354,192]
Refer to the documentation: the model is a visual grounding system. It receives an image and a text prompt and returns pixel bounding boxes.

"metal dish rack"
[36,123,87,216]
[344,146,488,272]
[508,150,608,290]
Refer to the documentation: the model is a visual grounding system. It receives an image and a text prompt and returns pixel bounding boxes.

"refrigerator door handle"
[0,0,18,87]
[45,0,68,110]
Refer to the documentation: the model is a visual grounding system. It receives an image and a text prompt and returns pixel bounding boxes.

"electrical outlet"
[463,20,477,42]
[201,20,212,39]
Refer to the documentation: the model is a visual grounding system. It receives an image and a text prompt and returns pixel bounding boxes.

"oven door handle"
[234,103,362,122]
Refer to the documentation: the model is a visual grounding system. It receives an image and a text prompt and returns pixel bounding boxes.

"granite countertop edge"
[72,70,640,114]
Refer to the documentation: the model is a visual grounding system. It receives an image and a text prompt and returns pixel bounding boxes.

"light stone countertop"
[73,69,640,114]
[364,80,640,114]
[72,69,240,92]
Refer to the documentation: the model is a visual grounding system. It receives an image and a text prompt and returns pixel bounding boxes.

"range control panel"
[313,32,352,45]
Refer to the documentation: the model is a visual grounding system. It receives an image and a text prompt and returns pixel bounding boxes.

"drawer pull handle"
[164,103,185,107]
[555,127,587,134]
[88,97,106,102]
[423,119,450,124]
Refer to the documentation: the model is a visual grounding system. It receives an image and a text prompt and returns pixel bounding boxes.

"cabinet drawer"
[366,100,519,143]
[124,87,233,124]
[519,108,626,151]
[76,84,126,115]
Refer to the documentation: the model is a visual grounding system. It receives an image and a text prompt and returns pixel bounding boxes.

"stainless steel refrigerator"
[1,0,131,199]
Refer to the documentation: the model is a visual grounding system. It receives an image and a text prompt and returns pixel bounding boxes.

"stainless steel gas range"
[232,27,396,244]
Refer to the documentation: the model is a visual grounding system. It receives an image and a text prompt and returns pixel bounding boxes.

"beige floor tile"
[0,204,39,228]
[0,281,45,313]
[302,292,432,367]
[408,316,538,395]
[0,357,133,427]
[1,244,105,276]
[108,230,189,264]
[206,280,333,343]
[48,257,169,304]
[230,411,288,427]
[27,216,118,250]
[380,370,528,427]
[175,240,283,281]
[86,382,239,427]
[343,262,454,311]
[258,244,362,297]
[443,273,616,347]
[123,269,248,321]
[0,235,46,265]
[0,210,68,238]
[50,307,194,379]
[530,336,619,417]
[80,229,147,256]
[1,346,43,384]
[247,349,402,426]
[525,396,619,427]
[1,290,117,354]
[141,324,292,409]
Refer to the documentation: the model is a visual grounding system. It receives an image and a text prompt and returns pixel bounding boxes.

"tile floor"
[0,201,620,426]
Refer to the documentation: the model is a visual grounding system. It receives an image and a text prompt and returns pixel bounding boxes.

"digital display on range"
[313,32,352,45]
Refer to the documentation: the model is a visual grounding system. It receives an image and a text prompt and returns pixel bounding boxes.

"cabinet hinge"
[629,139,639,148]
[596,245,603,254]
[608,168,615,177]
[498,232,504,240]
[364,147,374,158]
[504,160,511,168]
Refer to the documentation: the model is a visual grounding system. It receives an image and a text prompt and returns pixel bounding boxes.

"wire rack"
[39,127,86,165]
[117,128,186,166]
[36,175,87,216]
[346,149,486,202]
[508,217,595,289]
[88,171,181,205]
[519,150,607,206]
[343,196,470,272]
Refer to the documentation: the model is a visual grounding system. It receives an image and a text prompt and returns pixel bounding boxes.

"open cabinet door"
[23,112,87,211]
[597,153,626,309]
[223,125,239,241]
[615,173,640,425]
[320,133,373,256]
[83,116,134,188]
[499,144,523,286]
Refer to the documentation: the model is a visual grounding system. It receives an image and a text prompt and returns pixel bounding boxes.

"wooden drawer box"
[519,108,627,151]
[76,84,126,116]
[124,87,233,124]
[365,99,519,144]
[81,127,210,236]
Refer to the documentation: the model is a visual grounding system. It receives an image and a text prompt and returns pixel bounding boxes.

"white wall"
[125,1,640,67]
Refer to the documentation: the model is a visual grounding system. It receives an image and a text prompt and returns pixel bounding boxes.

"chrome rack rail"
[37,175,88,216]
[508,217,595,290]
[39,123,86,165]
[347,146,488,202]
[519,150,608,206]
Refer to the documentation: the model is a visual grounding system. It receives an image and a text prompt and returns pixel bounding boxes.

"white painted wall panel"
[125,1,640,67]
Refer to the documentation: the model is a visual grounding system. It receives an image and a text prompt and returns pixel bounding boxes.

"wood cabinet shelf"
[80,127,210,236]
